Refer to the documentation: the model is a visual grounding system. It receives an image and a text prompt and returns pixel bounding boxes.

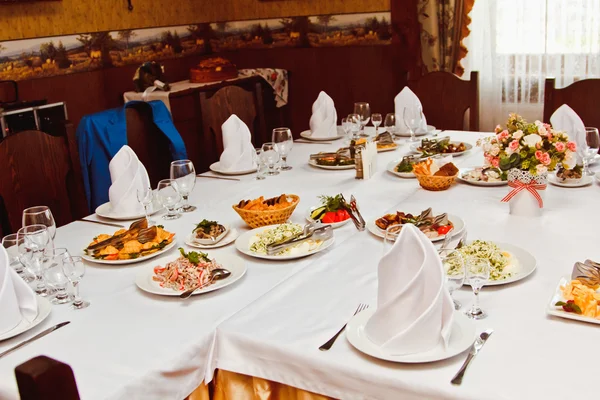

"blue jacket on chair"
[76,100,187,211]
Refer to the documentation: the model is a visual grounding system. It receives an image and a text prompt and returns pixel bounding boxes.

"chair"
[0,124,89,234]
[408,71,479,131]
[544,78,600,128]
[15,356,80,400]
[199,83,267,170]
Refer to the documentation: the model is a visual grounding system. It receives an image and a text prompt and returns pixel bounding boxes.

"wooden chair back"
[15,356,80,400]
[199,82,267,170]
[0,124,88,235]
[408,71,479,131]
[544,78,600,128]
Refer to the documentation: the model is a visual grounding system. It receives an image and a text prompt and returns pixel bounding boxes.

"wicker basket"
[414,173,457,191]
[233,195,300,228]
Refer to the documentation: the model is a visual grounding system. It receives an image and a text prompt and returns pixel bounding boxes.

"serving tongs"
[572,259,600,288]
[266,224,333,256]
[310,147,352,162]
[420,136,451,152]
[85,218,148,255]
[340,194,366,231]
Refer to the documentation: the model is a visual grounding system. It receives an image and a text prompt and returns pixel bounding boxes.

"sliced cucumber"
[310,206,327,220]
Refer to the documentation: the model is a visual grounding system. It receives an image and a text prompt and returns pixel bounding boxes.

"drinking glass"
[62,256,89,310]
[170,160,197,212]
[383,225,402,255]
[22,206,56,244]
[17,225,51,296]
[465,257,490,319]
[2,234,32,280]
[272,128,294,171]
[384,113,396,135]
[353,102,371,135]
[341,117,353,145]
[260,142,280,176]
[403,107,424,142]
[136,187,155,225]
[371,113,382,135]
[255,148,267,180]
[439,248,465,310]
[348,114,361,140]
[580,127,600,176]
[156,179,182,220]
[43,248,71,305]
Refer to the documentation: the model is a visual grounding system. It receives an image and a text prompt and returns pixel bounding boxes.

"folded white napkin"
[364,223,454,355]
[550,104,586,158]
[219,114,257,171]
[395,87,428,133]
[108,145,151,215]
[309,91,338,138]
[0,246,37,335]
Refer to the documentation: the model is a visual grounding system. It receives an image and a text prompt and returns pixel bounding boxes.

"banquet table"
[1,130,599,399]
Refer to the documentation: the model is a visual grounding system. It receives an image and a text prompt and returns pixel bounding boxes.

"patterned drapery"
[418,0,475,76]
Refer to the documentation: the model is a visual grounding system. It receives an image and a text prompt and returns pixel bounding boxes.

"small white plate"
[300,127,345,141]
[95,200,160,221]
[409,142,473,157]
[0,297,52,341]
[308,159,355,170]
[457,168,508,187]
[235,225,335,260]
[377,144,399,153]
[346,308,476,363]
[190,224,230,245]
[386,160,416,178]
[209,162,257,176]
[135,253,246,297]
[185,229,239,249]
[472,241,537,286]
[305,207,351,229]
[366,214,465,243]
[549,175,593,188]
[546,276,600,325]
[82,238,177,265]
[393,125,437,138]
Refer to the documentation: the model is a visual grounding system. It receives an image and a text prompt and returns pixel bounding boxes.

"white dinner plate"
[300,127,345,141]
[235,225,335,260]
[185,228,239,249]
[457,168,508,187]
[308,159,355,170]
[95,200,160,221]
[366,213,465,243]
[0,296,52,341]
[82,238,177,265]
[189,224,230,245]
[346,308,476,363]
[393,125,437,138]
[548,174,593,188]
[305,207,351,229]
[546,276,600,325]
[135,253,247,297]
[386,160,416,178]
[409,142,473,157]
[209,162,257,176]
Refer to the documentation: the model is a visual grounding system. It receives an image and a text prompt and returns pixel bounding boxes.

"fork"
[319,303,369,351]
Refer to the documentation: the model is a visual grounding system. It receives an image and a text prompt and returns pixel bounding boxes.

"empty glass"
[156,179,182,220]
[17,224,51,296]
[43,248,71,304]
[383,225,402,255]
[580,127,600,175]
[22,206,56,246]
[439,248,465,310]
[353,102,371,135]
[260,142,280,176]
[384,113,396,135]
[465,257,490,320]
[403,107,424,142]
[170,160,197,212]
[347,114,361,140]
[136,187,155,225]
[272,128,294,171]
[62,256,89,310]
[371,113,382,135]
[2,234,30,279]
[255,148,267,180]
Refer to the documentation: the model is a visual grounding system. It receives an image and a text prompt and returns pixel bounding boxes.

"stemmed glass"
[341,117,353,145]
[255,148,267,180]
[384,113,396,135]
[403,107,424,142]
[62,256,89,310]
[371,113,382,136]
[580,127,600,176]
[383,225,402,255]
[170,160,197,212]
[439,248,465,310]
[43,248,71,304]
[2,234,33,281]
[465,257,490,319]
[156,179,182,220]
[260,142,280,176]
[137,187,155,225]
[22,206,56,247]
[272,128,294,171]
[353,102,371,136]
[347,114,361,140]
[17,224,51,296]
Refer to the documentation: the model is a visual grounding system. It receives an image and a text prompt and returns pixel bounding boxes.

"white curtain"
[464,0,600,131]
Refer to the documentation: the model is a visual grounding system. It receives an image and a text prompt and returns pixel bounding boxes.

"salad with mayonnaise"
[448,240,519,281]
[248,223,323,256]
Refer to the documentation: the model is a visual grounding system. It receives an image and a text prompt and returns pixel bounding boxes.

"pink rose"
[543,123,552,133]
[509,140,520,151]
[491,157,500,168]
[535,150,543,160]
[554,142,566,152]
[567,141,577,152]
[541,153,551,165]
[497,130,510,141]
[495,125,502,133]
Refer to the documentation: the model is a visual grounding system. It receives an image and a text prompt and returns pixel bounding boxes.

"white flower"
[489,144,500,156]
[522,134,542,148]
[563,150,576,169]
[513,130,524,140]
[482,142,493,153]
[536,164,548,175]
[535,120,547,135]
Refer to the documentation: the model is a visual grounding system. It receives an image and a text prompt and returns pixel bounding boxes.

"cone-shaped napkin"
[395,87,428,133]
[364,223,454,355]
[219,114,257,172]
[0,246,37,335]
[309,91,338,138]
[108,145,151,215]
[550,104,585,166]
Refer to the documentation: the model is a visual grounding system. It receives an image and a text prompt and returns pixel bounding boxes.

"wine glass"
[403,107,424,142]
[439,248,465,310]
[371,113,382,136]
[170,160,197,212]
[348,114,361,140]
[156,179,182,220]
[17,224,51,296]
[22,206,56,246]
[272,128,294,171]
[383,225,402,255]
[260,142,280,176]
[43,248,71,305]
[354,102,371,135]
[341,117,353,145]
[384,113,396,135]
[2,233,30,279]
[255,148,267,180]
[465,257,490,319]
[580,127,600,176]
[62,256,89,310]
[136,187,155,225]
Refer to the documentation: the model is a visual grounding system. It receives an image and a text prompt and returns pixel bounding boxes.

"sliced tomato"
[437,225,452,235]
[322,211,337,224]
[104,254,118,260]
[336,209,350,221]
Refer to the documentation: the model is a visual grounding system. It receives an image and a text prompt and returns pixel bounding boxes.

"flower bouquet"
[479,114,577,216]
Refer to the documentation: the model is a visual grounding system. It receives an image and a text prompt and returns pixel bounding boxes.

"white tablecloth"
[1,131,598,399]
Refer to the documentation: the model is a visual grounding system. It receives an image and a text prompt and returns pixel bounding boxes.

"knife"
[0,321,70,359]
[451,329,494,385]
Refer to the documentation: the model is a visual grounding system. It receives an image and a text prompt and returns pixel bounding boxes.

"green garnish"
[193,219,218,234]
[318,194,345,212]
[157,225,164,229]
[178,247,209,265]
[555,301,582,314]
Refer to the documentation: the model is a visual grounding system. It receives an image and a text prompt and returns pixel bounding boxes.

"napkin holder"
[355,141,376,180]
[571,260,600,287]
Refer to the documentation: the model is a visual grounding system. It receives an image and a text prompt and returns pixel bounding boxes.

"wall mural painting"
[0,11,391,82]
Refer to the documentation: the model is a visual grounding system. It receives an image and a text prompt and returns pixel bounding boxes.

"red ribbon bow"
[501,180,547,208]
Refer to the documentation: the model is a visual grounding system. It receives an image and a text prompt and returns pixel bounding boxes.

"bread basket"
[233,194,300,228]
[414,173,457,191]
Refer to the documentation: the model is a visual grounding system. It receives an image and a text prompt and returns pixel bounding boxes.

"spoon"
[179,268,231,299]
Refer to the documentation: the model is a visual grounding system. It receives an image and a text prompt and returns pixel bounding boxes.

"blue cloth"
[76,100,187,210]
